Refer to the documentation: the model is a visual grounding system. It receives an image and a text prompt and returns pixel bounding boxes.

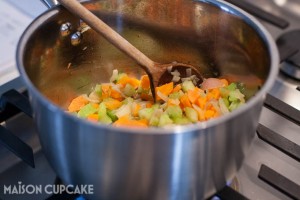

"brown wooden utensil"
[58,0,204,100]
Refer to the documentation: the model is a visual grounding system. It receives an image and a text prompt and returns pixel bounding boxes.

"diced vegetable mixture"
[67,69,246,128]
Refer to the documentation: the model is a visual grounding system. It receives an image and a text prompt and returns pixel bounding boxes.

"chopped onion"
[219,98,229,114]
[192,104,204,120]
[157,91,169,102]
[181,77,191,82]
[171,70,180,77]
[82,94,99,103]
[111,84,126,98]
[201,78,225,90]
[110,69,119,83]
[172,75,181,83]
[167,66,173,73]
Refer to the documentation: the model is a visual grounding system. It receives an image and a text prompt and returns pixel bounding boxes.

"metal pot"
[16,0,279,199]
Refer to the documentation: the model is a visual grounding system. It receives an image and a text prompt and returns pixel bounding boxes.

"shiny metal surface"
[16,0,279,199]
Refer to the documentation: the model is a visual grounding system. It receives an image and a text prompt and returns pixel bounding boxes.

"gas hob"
[0,0,300,199]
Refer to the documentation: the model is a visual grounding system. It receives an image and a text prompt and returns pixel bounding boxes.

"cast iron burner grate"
[277,30,300,80]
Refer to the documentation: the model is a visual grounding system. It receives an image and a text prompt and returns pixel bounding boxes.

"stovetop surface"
[0,0,300,200]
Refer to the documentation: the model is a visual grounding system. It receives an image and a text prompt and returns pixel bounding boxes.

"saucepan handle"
[0,89,34,168]
[40,0,59,8]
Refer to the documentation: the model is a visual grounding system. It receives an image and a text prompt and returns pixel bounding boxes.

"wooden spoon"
[58,0,204,100]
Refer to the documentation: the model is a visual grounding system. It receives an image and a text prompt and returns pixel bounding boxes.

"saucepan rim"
[16,0,279,135]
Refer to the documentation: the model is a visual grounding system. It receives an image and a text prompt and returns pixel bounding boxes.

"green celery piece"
[219,87,230,98]
[173,117,191,125]
[138,107,154,120]
[122,97,134,105]
[107,110,118,122]
[228,101,241,112]
[149,115,160,126]
[123,84,135,97]
[158,113,173,127]
[227,83,237,91]
[77,103,97,118]
[94,84,102,96]
[182,80,195,92]
[166,105,183,119]
[222,98,230,108]
[98,103,112,124]
[184,107,198,123]
[169,91,184,99]
[228,89,245,102]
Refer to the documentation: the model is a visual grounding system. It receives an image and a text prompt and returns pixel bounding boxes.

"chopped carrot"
[167,98,179,106]
[101,84,111,99]
[206,92,214,101]
[117,75,130,87]
[117,75,140,88]
[146,102,153,108]
[140,75,150,89]
[132,103,142,117]
[140,93,153,101]
[103,98,122,110]
[128,78,141,88]
[110,88,124,101]
[180,94,192,108]
[113,115,148,128]
[196,96,207,109]
[220,79,229,86]
[92,103,99,109]
[205,110,215,119]
[68,95,89,112]
[172,84,182,93]
[87,114,99,122]
[187,87,202,104]
[156,82,174,101]
[211,89,221,99]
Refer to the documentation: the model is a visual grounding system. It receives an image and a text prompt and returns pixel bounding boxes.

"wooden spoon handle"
[58,0,155,70]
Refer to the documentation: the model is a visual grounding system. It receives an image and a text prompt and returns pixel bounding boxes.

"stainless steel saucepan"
[16,0,279,199]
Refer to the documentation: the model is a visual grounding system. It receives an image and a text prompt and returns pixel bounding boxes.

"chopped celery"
[227,83,237,91]
[98,103,112,124]
[219,98,229,114]
[122,97,134,105]
[158,113,173,127]
[138,107,154,120]
[169,90,184,99]
[149,115,160,126]
[107,110,118,122]
[77,103,97,118]
[166,105,183,119]
[94,84,102,96]
[173,117,191,125]
[229,89,245,103]
[184,107,198,123]
[182,80,195,92]
[123,84,135,97]
[219,87,230,98]
[228,101,241,112]
[114,104,131,118]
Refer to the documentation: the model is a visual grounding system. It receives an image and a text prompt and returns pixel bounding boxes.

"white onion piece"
[167,66,173,73]
[171,70,180,77]
[157,91,169,102]
[201,78,225,90]
[110,69,119,82]
[111,84,126,98]
[172,75,181,83]
[82,94,99,103]
[181,77,191,82]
